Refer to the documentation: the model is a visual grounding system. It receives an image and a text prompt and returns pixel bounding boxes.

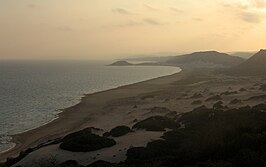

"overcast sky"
[0,0,266,59]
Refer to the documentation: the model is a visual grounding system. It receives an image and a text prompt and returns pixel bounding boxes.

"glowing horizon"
[0,0,266,59]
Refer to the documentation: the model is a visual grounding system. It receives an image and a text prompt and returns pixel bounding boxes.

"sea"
[0,60,181,153]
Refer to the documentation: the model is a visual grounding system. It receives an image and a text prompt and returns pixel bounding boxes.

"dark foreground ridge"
[126,104,266,167]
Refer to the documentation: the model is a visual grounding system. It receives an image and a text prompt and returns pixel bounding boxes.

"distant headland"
[109,60,133,66]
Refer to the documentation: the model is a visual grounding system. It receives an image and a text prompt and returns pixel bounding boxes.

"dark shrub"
[132,116,179,131]
[165,111,178,118]
[126,147,146,161]
[260,84,266,91]
[191,100,202,105]
[150,107,172,114]
[247,94,266,101]
[110,126,131,137]
[239,88,247,92]
[252,103,266,112]
[230,99,242,105]
[103,132,111,137]
[205,95,222,102]
[233,149,265,167]
[0,163,7,167]
[213,101,224,110]
[220,91,238,96]
[191,93,203,99]
[60,128,116,152]
[125,103,266,166]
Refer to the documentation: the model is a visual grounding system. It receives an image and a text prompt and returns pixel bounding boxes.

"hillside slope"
[231,49,266,76]
[166,51,244,68]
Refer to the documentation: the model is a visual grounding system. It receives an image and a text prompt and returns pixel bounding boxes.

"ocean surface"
[0,60,181,153]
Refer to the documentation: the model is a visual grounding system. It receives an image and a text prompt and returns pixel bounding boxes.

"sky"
[0,0,266,59]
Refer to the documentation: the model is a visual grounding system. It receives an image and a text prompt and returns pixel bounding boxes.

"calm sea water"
[0,60,180,153]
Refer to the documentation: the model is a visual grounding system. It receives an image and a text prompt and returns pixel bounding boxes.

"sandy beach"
[0,69,184,163]
[2,67,266,166]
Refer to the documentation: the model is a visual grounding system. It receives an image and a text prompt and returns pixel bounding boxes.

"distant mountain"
[231,49,266,76]
[109,61,132,66]
[166,51,244,68]
[230,52,256,59]
[111,51,246,69]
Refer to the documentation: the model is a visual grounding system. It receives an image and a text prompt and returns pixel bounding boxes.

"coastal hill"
[231,49,266,76]
[109,60,132,66]
[109,60,159,66]
[166,51,244,68]
[111,51,245,68]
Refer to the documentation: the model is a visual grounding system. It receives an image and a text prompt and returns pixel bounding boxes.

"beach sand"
[2,68,266,166]
[0,69,185,163]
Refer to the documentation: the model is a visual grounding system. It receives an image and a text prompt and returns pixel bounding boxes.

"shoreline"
[0,67,183,162]
[11,66,266,167]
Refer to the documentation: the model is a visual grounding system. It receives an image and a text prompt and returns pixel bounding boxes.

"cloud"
[143,18,164,26]
[192,18,204,22]
[143,4,159,11]
[169,7,184,13]
[222,2,264,23]
[252,0,266,9]
[240,11,262,23]
[112,8,133,15]
[223,0,266,9]
[222,3,249,10]
[113,18,166,28]
[117,21,143,28]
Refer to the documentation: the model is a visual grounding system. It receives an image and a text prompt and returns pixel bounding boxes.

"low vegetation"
[260,84,266,91]
[149,107,172,114]
[239,88,247,92]
[191,100,202,105]
[132,116,179,131]
[220,91,238,96]
[205,95,222,102]
[230,99,242,105]
[13,103,266,167]
[190,93,203,99]
[109,126,131,137]
[212,101,224,109]
[60,128,116,152]
[125,104,266,167]
[247,94,266,101]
